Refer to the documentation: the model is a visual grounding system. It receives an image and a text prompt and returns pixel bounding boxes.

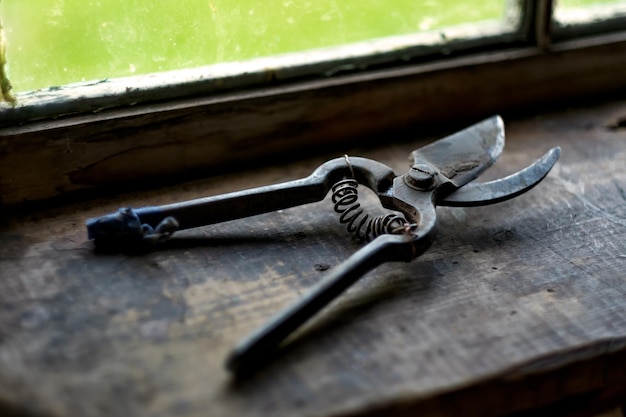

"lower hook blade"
[438,147,560,207]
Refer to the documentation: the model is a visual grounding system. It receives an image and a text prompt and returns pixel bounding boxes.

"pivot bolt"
[405,163,437,190]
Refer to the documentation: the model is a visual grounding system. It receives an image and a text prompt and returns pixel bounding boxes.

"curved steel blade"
[411,115,505,191]
[438,147,561,207]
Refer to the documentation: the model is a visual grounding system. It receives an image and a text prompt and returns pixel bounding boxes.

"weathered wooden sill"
[0,100,625,417]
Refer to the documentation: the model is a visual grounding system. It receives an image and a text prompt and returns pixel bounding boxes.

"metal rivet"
[405,163,437,190]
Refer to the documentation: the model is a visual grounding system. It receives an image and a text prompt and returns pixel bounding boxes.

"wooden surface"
[1,101,626,417]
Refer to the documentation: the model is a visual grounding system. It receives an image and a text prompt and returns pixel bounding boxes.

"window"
[554,0,626,39]
[0,0,625,206]
[1,0,525,122]
[3,0,511,93]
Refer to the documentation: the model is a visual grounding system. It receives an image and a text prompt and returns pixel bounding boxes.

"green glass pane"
[558,0,625,6]
[1,0,505,93]
[555,0,626,26]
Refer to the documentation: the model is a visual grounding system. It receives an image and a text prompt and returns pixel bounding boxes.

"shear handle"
[226,178,442,375]
[147,157,395,230]
[86,157,396,243]
[226,233,414,374]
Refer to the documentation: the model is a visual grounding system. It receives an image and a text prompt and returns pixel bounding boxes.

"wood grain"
[0,101,625,417]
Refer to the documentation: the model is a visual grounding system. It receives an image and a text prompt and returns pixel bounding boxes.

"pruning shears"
[86,116,560,374]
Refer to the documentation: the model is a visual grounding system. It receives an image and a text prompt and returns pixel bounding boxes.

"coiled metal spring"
[331,178,409,241]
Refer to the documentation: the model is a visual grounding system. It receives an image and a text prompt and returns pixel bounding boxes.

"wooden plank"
[2,34,626,206]
[0,101,625,417]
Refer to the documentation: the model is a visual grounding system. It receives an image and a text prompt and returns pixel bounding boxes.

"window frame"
[1,1,534,126]
[1,0,626,207]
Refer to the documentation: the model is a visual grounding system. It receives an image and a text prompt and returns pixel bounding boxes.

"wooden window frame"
[1,0,626,207]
